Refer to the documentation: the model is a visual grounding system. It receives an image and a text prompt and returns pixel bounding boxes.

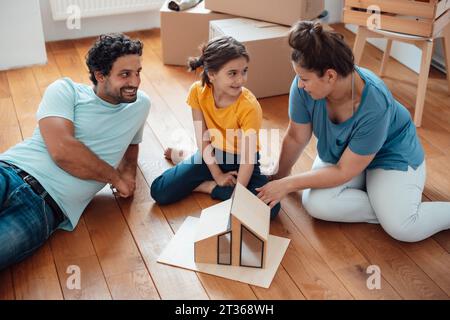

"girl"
[256,21,450,242]
[151,36,280,218]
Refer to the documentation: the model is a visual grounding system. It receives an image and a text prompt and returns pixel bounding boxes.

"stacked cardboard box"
[160,0,235,66]
[209,18,295,99]
[160,0,325,98]
[205,0,325,27]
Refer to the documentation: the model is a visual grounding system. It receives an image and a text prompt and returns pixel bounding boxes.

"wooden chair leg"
[380,39,392,77]
[353,26,369,65]
[414,40,434,127]
[442,24,450,94]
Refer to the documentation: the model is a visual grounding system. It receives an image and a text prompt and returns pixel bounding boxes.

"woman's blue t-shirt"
[288,66,424,171]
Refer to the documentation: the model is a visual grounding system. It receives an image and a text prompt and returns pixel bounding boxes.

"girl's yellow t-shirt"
[186,81,262,154]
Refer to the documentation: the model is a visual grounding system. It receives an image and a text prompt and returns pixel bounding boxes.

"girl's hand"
[214,171,238,187]
[256,178,290,208]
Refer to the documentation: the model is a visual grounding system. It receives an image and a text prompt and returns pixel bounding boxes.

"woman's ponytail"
[288,21,354,77]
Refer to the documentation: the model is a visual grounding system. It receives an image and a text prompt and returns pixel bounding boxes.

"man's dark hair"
[86,33,143,85]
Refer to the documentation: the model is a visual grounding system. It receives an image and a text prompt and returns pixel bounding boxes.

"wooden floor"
[0,24,449,300]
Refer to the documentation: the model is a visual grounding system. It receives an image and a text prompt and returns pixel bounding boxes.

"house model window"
[194,183,270,269]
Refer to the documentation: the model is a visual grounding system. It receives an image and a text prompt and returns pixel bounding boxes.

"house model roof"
[230,183,270,241]
[194,199,232,242]
[194,183,271,243]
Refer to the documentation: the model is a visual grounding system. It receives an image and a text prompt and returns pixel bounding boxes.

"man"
[0,33,150,270]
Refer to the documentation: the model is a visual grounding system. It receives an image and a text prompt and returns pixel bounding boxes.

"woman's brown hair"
[188,36,249,86]
[288,21,354,77]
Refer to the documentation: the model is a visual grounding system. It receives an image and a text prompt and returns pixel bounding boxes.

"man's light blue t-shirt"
[0,78,151,231]
[288,66,424,171]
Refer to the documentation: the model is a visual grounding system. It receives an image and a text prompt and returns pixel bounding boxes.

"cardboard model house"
[194,183,270,268]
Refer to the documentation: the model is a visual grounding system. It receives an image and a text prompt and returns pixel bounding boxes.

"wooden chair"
[343,0,450,127]
[352,24,450,127]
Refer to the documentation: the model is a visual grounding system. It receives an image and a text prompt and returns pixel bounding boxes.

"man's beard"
[104,80,138,104]
[118,86,138,103]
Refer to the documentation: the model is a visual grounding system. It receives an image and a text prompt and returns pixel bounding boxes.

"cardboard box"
[160,1,235,66]
[210,18,296,99]
[205,0,324,26]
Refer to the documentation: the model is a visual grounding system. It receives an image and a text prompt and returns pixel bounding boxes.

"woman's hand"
[214,171,238,187]
[256,178,292,208]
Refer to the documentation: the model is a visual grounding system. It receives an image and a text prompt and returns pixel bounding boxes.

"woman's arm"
[257,147,375,208]
[192,108,237,186]
[274,121,312,179]
[289,148,375,190]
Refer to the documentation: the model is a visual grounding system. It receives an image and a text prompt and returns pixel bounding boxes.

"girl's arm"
[192,108,237,186]
[236,130,258,187]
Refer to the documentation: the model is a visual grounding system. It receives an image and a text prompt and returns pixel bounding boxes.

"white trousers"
[301,156,450,242]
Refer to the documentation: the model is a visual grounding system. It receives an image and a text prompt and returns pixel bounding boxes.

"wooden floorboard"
[12,46,113,300]
[0,77,19,301]
[281,193,401,299]
[270,210,354,299]
[6,68,41,138]
[12,244,63,300]
[119,125,210,300]
[0,98,22,152]
[0,269,15,300]
[0,23,448,299]
[116,170,209,300]
[397,238,450,296]
[194,194,306,300]
[82,188,160,300]
[0,71,11,99]
[341,223,448,299]
[4,63,63,299]
[50,218,112,300]
[141,125,259,300]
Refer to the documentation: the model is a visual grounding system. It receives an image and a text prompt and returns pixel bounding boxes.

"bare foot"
[193,181,217,194]
[164,147,187,165]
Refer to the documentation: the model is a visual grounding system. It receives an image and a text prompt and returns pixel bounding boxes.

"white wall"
[39,0,162,41]
[0,0,47,70]
[324,0,344,24]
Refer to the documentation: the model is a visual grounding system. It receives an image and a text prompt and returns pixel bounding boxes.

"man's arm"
[117,144,139,195]
[39,116,132,196]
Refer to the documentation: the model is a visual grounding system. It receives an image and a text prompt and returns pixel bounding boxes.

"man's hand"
[115,144,139,197]
[117,169,136,196]
[110,175,134,198]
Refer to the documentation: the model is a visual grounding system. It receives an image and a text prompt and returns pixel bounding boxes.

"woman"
[256,21,450,242]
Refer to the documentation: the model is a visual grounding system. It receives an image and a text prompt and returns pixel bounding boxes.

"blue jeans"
[0,164,61,270]
[151,150,281,219]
